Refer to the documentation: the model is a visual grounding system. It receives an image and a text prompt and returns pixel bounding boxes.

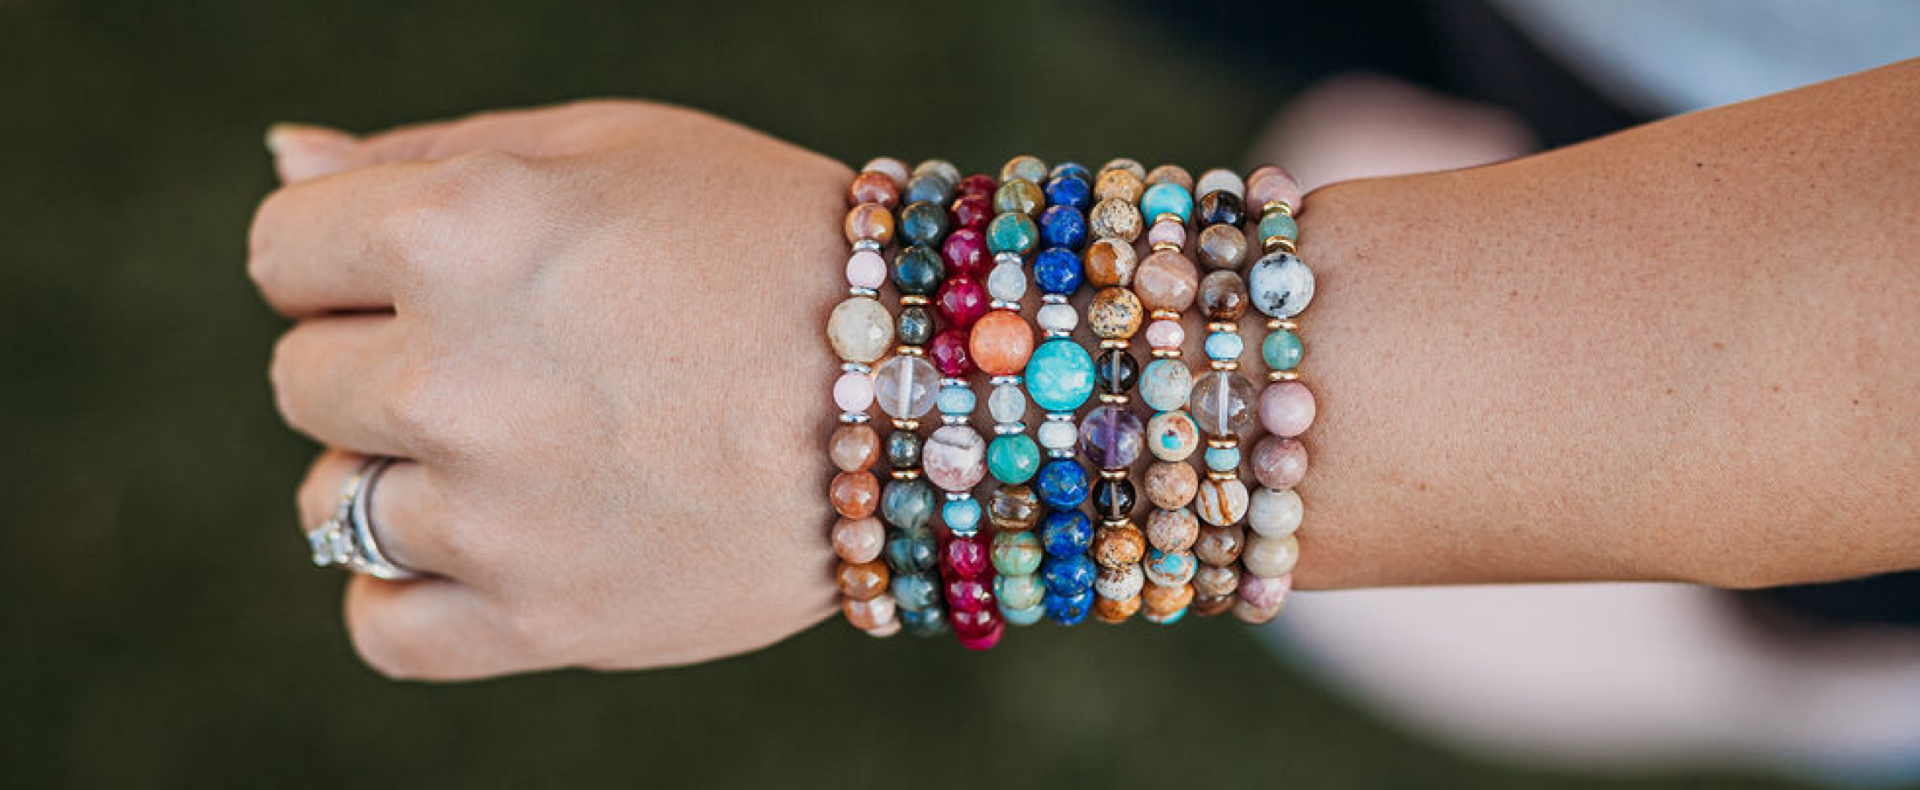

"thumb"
[265,123,358,183]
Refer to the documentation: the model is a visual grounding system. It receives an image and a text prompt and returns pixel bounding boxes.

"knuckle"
[376,150,540,279]
[381,371,463,458]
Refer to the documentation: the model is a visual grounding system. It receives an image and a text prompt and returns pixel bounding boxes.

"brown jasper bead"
[1193,593,1236,617]
[836,559,891,601]
[1143,461,1198,509]
[1142,581,1195,614]
[1083,238,1139,287]
[1145,164,1193,191]
[1232,598,1285,624]
[1094,168,1145,203]
[1194,524,1247,566]
[843,595,898,630]
[829,424,882,472]
[1093,593,1143,623]
[988,484,1042,530]
[1133,250,1199,313]
[830,471,880,519]
[1196,224,1249,270]
[1145,507,1199,552]
[1193,564,1242,598]
[843,203,895,246]
[1091,524,1146,568]
[1087,287,1143,340]
[848,171,901,209]
[1088,198,1142,242]
[1198,271,1250,322]
[993,179,1045,217]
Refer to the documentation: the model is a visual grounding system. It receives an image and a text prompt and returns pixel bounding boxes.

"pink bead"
[834,371,874,412]
[944,577,993,612]
[1259,381,1316,438]
[831,516,886,563]
[1144,319,1184,351]
[1147,219,1186,249]
[1250,436,1308,490]
[956,619,1004,651]
[1247,166,1303,213]
[846,250,887,290]
[923,425,987,492]
[942,536,990,577]
[1238,572,1292,608]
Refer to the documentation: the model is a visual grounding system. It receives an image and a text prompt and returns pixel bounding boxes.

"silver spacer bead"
[939,377,968,387]
[1044,412,1076,424]
[944,491,974,502]
[1043,329,1072,339]
[990,375,1023,386]
[1041,293,1069,305]
[948,525,980,539]
[990,300,1022,311]
[839,412,872,424]
[852,239,883,253]
[993,422,1028,435]
[841,362,872,374]
[847,286,879,298]
[993,252,1026,266]
[941,414,971,426]
[1047,449,1077,459]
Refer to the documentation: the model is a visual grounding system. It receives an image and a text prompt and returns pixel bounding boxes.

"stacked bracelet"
[1188,167,1254,616]
[1240,166,1313,623]
[974,160,1046,628]
[1132,165,1205,625]
[1081,159,1149,624]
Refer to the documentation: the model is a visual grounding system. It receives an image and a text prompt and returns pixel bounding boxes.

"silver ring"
[307,457,421,580]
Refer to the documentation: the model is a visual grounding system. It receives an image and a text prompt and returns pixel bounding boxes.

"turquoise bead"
[1205,445,1240,472]
[1204,331,1243,361]
[1258,212,1298,244]
[1263,329,1303,371]
[1138,358,1194,412]
[995,573,1046,609]
[936,383,976,415]
[1140,182,1193,225]
[988,434,1041,484]
[1024,338,1095,413]
[992,531,1044,576]
[987,213,1039,255]
[999,600,1046,627]
[943,497,982,536]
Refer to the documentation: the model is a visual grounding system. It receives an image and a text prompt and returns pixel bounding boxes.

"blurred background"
[0,0,1897,787]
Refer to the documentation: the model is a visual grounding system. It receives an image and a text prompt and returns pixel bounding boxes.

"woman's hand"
[251,101,851,679]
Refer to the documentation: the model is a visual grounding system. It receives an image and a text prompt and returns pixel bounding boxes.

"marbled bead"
[1247,486,1303,537]
[889,570,941,609]
[1040,510,1094,558]
[935,381,974,416]
[987,382,1026,424]
[837,559,891,600]
[1250,436,1308,491]
[846,249,887,290]
[1043,555,1097,596]
[891,244,945,296]
[943,577,993,612]
[995,571,1045,608]
[1037,419,1078,453]
[905,173,953,206]
[1199,270,1250,322]
[1196,169,1245,200]
[830,424,880,472]
[1091,477,1135,521]
[1204,332,1244,362]
[935,276,988,329]
[913,159,961,188]
[1093,168,1145,203]
[1038,205,1088,250]
[1092,593,1143,623]
[1140,580,1194,614]
[1263,329,1304,371]
[1086,287,1143,340]
[1045,589,1094,625]
[1000,155,1048,185]
[860,156,910,188]
[923,426,987,492]
[1145,410,1201,461]
[1247,251,1316,319]
[827,297,893,364]
[1083,238,1138,287]
[832,516,886,563]
[942,228,988,276]
[1257,211,1299,247]
[1144,548,1198,586]
[1134,250,1199,314]
[880,477,938,530]
[1242,534,1301,578]
[1260,381,1317,438]
[1197,190,1245,227]
[1078,405,1144,468]
[1147,218,1186,249]
[993,179,1044,217]
[900,604,949,636]
[1247,165,1302,211]
[969,310,1035,376]
[1190,370,1257,435]
[1140,182,1194,225]
[991,530,1044,576]
[1143,605,1186,626]
[1204,445,1241,473]
[1024,338,1095,413]
[1094,563,1146,600]
[943,497,982,536]
[1143,461,1198,509]
[986,212,1038,255]
[833,370,874,413]
[988,485,1040,530]
[1036,303,1077,336]
[1033,247,1084,295]
[899,201,949,246]
[987,434,1041,485]
[1194,477,1250,527]
[1000,600,1046,627]
[830,471,880,519]
[1145,164,1193,191]
[929,329,973,378]
[873,355,939,419]
[1091,524,1146,567]
[884,430,920,470]
[1193,563,1241,598]
[1237,571,1292,609]
[1138,358,1193,412]
[885,527,939,575]
[1196,224,1249,271]
[1088,198,1142,242]
[843,203,895,245]
[1145,506,1199,552]
[957,173,1000,199]
[1144,319,1184,352]
[986,261,1027,303]
[1192,593,1235,618]
[949,193,994,232]
[1035,459,1090,509]
[1194,524,1247,566]
[1094,349,1139,395]
[843,594,898,630]
[1044,175,1091,212]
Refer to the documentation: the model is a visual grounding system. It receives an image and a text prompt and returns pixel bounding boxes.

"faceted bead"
[890,569,941,609]
[846,249,887,290]
[1024,338,1095,413]
[1143,461,1198,509]
[1204,445,1241,473]
[1134,250,1199,313]
[1094,349,1139,396]
[942,228,988,276]
[1033,247,1084,295]
[993,179,1044,217]
[1037,418,1078,453]
[924,426,987,492]
[987,213,1039,255]
[1036,303,1077,336]
[832,516,885,563]
[837,559,891,600]
[1000,155,1049,186]
[1000,600,1046,627]
[1083,238,1138,287]
[1193,563,1241,598]
[1091,524,1146,568]
[873,355,939,419]
[1190,370,1256,435]
[944,576,993,612]
[1251,436,1308,491]
[1087,287,1143,340]
[957,173,999,199]
[1260,381,1317,438]
[955,617,1004,650]
[1204,332,1244,363]
[969,310,1035,376]
[1196,224,1249,270]
[899,201,950,246]
[1263,329,1304,371]
[1145,410,1201,461]
[830,471,879,519]
[1078,405,1145,469]
[1247,251,1316,319]
[1146,219,1186,249]
[995,569,1045,607]
[1138,358,1194,413]
[1144,319,1184,353]
[1197,190,1245,227]
[987,261,1027,302]
[1248,486,1304,537]
[1194,524,1246,566]
[843,203,895,245]
[884,430,920,471]
[988,484,1041,530]
[827,297,893,364]
[891,244,944,296]
[1145,506,1199,552]
[1196,169,1245,200]
[943,497,982,535]
[862,157,910,188]
[987,382,1026,424]
[1093,168,1145,203]
[1242,534,1300,578]
[991,530,1044,577]
[834,370,874,413]
[1199,270,1250,322]
[1093,593,1143,624]
[895,304,933,347]
[1141,580,1194,615]
[928,329,974,378]
[1040,510,1094,558]
[1140,182,1194,225]
[1238,572,1292,612]
[829,424,881,472]
[1257,211,1299,247]
[1091,477,1136,521]
[1088,198,1142,242]
[849,171,902,208]
[935,276,988,329]
[1144,548,1198,586]
[1035,459,1090,509]
[1044,175,1091,212]
[1195,477,1249,527]
[949,193,994,232]
[900,604,949,636]
[1039,205,1088,250]
[843,594,897,630]
[1247,166,1302,211]
[905,173,953,206]
[1045,589,1094,625]
[1094,563,1145,601]
[1043,555,1097,596]
[987,434,1040,484]
[880,478,938,530]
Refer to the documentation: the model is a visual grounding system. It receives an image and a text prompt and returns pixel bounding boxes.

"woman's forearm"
[1292,58,1920,590]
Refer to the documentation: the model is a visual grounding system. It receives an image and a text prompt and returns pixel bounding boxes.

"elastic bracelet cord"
[1132,165,1205,624]
[974,159,1045,629]
[1188,167,1255,616]
[1239,166,1313,623]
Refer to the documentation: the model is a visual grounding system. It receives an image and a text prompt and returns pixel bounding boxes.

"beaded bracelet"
[1186,167,1254,616]
[974,159,1045,629]
[1240,166,1313,623]
[1079,159,1149,624]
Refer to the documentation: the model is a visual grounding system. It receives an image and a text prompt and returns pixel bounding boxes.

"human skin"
[249,59,1918,680]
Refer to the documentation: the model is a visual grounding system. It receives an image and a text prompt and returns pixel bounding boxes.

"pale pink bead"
[1247,165,1303,212]
[832,516,886,563]
[846,249,887,290]
[834,371,874,412]
[1144,319,1184,351]
[1147,219,1186,249]
[1250,436,1308,490]
[861,156,910,189]
[1238,572,1292,608]
[923,425,987,492]
[1259,381,1316,438]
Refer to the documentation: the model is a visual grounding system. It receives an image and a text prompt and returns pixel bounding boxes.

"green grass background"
[0,0,1816,787]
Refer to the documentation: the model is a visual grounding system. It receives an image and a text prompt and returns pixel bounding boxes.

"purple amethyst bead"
[1078,404,1145,468]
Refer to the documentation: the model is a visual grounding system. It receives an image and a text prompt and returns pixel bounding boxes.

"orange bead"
[1092,594,1142,623]
[968,310,1034,376]
[836,559,891,601]
[843,203,895,245]
[1142,581,1195,614]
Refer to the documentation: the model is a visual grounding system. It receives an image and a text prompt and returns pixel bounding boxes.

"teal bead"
[998,600,1046,627]
[987,212,1039,255]
[937,383,976,415]
[1258,212,1298,244]
[1024,338,1095,413]
[1263,329,1303,371]
[880,477,938,530]
[1138,358,1194,412]
[992,531,1044,576]
[1204,331,1244,361]
[987,434,1042,484]
[1141,182,1193,225]
[994,571,1046,608]
[943,497,982,536]
[1205,445,1240,472]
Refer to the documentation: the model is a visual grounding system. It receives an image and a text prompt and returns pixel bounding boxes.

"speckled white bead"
[1248,251,1315,320]
[1036,303,1077,335]
[1094,563,1145,600]
[987,262,1027,302]
[1247,487,1303,538]
[1196,168,1245,200]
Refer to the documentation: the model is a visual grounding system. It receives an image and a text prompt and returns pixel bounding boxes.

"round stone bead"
[1088,198,1142,242]
[827,297,893,364]
[995,570,1045,608]
[843,203,895,245]
[1146,219,1186,250]
[832,516,885,563]
[1024,338,1095,413]
[1204,445,1241,473]
[895,305,933,346]
[1078,405,1144,468]
[987,382,1026,424]
[1257,211,1299,246]
[1094,349,1139,396]
[900,604,948,636]
[935,381,975,416]
[1248,486,1304,537]
[987,434,1041,484]
[1033,247,1083,295]
[830,424,881,472]
[1260,381,1317,438]
[1000,600,1046,627]
[880,477,938,530]
[1000,155,1048,185]
[1086,287,1143,341]
[889,569,940,609]
[846,249,887,290]
[943,497,982,536]
[1093,168,1145,203]
[833,370,874,413]
[1043,554,1097,595]
[993,179,1044,217]
[1193,563,1241,598]
[1134,250,1199,314]
[837,559,891,600]
[1190,370,1257,435]
[924,426,987,492]
[988,485,1041,532]
[891,244,945,296]
[969,310,1034,376]
[943,228,988,276]
[1091,477,1136,521]
[899,201,949,246]
[944,576,993,612]
[1140,182,1194,225]
[1247,251,1316,319]
[1044,175,1091,212]
[1195,477,1250,527]
[884,430,920,470]
[1237,570,1292,608]
[955,173,997,199]
[1141,581,1194,615]
[1197,190,1245,227]
[949,193,994,232]
[1242,534,1300,578]
[1035,459,1090,510]
[884,523,939,572]
[1194,524,1247,566]
[1204,332,1244,362]
[1145,164,1193,191]
[929,329,973,378]
[873,355,939,419]
[954,615,1004,651]
[843,594,898,630]
[1045,589,1094,625]
[1247,166,1302,211]
[1196,169,1245,200]
[991,530,1044,577]
[1036,303,1077,336]
[905,173,953,206]
[830,471,879,519]
[863,158,910,188]
[1196,224,1249,270]
[1051,162,1092,183]
[1251,436,1308,490]
[1144,548,1198,586]
[987,261,1027,303]
[1199,270,1250,322]
[1138,358,1194,412]
[1145,506,1199,552]
[1094,563,1145,601]
[1039,205,1088,250]
[1093,593,1143,624]
[1083,238,1138,287]
[913,159,961,187]
[935,276,988,329]
[1145,410,1201,461]
[1102,157,1146,180]
[987,213,1039,255]
[1232,599,1283,625]
[1143,461,1198,509]
[1040,510,1094,558]
[1192,593,1234,618]
[1092,524,1146,567]
[849,170,902,208]
[1263,329,1304,371]
[1144,319,1184,352]
[1037,418,1078,453]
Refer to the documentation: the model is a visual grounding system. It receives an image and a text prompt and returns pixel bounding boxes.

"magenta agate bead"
[1078,404,1145,468]
[944,577,993,611]
[957,174,999,199]
[942,229,988,277]
[942,536,991,577]
[935,276,989,329]
[950,193,993,231]
[929,329,974,378]
[1259,381,1316,438]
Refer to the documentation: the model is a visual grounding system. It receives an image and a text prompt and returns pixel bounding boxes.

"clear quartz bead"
[1190,370,1256,436]
[873,355,940,420]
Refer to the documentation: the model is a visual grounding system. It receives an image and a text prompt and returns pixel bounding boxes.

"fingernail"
[265,123,356,183]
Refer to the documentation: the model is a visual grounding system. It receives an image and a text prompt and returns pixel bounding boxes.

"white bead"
[988,383,1026,424]
[1037,419,1077,450]
[1247,487,1303,537]
[1036,303,1077,334]
[987,262,1027,302]
[1094,564,1145,600]
[1196,168,1245,200]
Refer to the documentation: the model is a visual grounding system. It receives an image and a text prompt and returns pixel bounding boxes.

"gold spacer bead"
[1152,213,1184,226]
[1206,322,1238,334]
[1100,518,1131,528]
[1098,339,1132,349]
[894,345,926,357]
[890,469,922,480]
[1262,200,1293,217]
[1210,361,1239,371]
[1267,319,1299,331]
[1098,394,1130,404]
[1207,437,1239,449]
[892,419,921,431]
[899,295,930,306]
[1207,470,1240,481]
[1262,237,1297,254]
[1148,309,1182,321]
[1268,370,1302,382]
[1098,468,1130,480]
[1151,349,1183,359]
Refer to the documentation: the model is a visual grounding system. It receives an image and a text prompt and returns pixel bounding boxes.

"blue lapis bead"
[943,497,982,536]
[936,382,976,415]
[1042,554,1096,595]
[1204,331,1244,361]
[1049,162,1092,185]
[1032,247,1084,295]
[1039,510,1093,558]
[1044,173,1091,211]
[1044,588,1094,625]
[1038,204,1088,250]
[1141,182,1194,225]
[1034,458,1089,509]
